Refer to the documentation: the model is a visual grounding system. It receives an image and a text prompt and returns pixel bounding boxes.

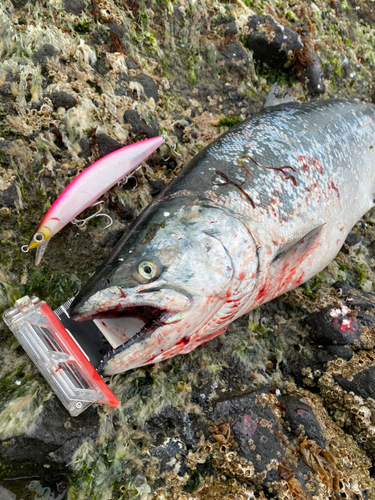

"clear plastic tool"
[3,296,119,416]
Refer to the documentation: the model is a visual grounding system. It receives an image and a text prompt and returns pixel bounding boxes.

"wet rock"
[95,132,123,158]
[213,389,285,481]
[135,74,159,103]
[345,231,361,246]
[326,345,354,360]
[222,41,249,76]
[63,0,85,15]
[224,21,238,36]
[91,28,109,46]
[334,366,375,401]
[283,351,332,388]
[304,51,326,95]
[78,136,92,161]
[126,58,139,70]
[95,53,109,76]
[245,15,303,69]
[304,304,362,347]
[0,84,14,104]
[33,44,57,66]
[123,110,159,138]
[148,180,166,197]
[115,73,129,96]
[0,183,18,209]
[47,92,77,110]
[283,396,325,447]
[106,20,124,38]
[0,397,99,478]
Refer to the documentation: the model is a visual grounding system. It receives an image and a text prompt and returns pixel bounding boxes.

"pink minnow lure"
[27,136,164,265]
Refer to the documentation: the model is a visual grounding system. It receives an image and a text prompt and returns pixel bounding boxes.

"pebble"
[282,395,325,447]
[123,110,159,138]
[245,15,303,69]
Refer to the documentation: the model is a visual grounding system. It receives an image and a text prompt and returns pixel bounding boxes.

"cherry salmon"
[70,99,375,375]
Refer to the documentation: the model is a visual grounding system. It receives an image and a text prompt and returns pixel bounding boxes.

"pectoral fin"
[272,223,326,266]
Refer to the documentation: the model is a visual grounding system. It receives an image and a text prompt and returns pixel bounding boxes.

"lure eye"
[33,232,44,243]
[138,261,158,280]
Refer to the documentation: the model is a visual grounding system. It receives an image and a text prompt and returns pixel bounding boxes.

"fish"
[27,136,164,265]
[69,99,375,376]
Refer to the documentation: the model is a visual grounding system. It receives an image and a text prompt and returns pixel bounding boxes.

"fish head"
[70,199,258,374]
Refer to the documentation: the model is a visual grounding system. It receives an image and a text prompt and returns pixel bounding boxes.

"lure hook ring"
[21,245,29,253]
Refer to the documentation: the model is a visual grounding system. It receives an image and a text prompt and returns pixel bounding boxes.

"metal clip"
[72,201,113,229]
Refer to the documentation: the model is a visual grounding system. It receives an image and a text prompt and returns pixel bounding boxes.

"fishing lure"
[25,136,164,265]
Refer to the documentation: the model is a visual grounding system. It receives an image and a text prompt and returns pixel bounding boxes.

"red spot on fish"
[239,271,246,281]
[55,365,61,372]
[256,283,267,301]
[312,157,323,174]
[327,181,340,198]
[295,408,310,417]
[298,155,309,171]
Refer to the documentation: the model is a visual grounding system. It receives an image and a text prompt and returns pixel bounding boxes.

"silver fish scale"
[173,99,375,229]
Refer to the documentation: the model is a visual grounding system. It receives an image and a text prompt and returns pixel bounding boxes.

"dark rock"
[31,99,45,111]
[282,395,325,447]
[63,0,85,15]
[126,58,139,70]
[106,20,124,37]
[0,396,99,478]
[148,180,165,197]
[224,21,238,36]
[283,351,332,387]
[95,54,109,76]
[115,73,129,97]
[33,44,57,65]
[213,389,284,480]
[304,305,362,347]
[123,110,159,138]
[245,15,303,69]
[334,366,375,401]
[304,50,325,95]
[345,232,361,246]
[95,132,124,158]
[92,28,109,46]
[135,74,158,103]
[327,345,354,360]
[222,41,249,76]
[0,183,18,208]
[0,84,14,104]
[47,92,77,110]
[78,136,92,161]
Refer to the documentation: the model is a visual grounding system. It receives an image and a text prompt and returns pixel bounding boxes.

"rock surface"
[1,0,375,498]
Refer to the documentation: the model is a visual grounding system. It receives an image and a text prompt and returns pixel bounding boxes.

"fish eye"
[138,261,158,280]
[33,232,44,243]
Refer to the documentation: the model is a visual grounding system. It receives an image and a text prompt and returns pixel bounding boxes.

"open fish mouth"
[71,286,192,371]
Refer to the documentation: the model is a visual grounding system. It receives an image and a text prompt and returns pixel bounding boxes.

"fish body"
[70,99,375,375]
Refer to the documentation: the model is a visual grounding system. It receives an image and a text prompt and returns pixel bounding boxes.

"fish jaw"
[72,285,192,322]
[71,284,198,374]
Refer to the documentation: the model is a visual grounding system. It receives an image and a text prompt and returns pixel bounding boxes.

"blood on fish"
[215,170,256,208]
